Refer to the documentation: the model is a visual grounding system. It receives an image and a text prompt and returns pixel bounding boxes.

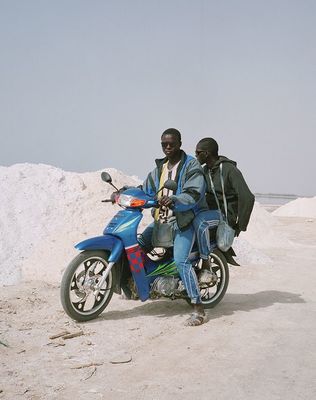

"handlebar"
[101,187,174,210]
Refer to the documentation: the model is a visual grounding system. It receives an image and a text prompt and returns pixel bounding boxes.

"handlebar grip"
[101,199,113,203]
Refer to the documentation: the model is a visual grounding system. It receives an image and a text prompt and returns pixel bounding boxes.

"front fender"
[75,235,124,263]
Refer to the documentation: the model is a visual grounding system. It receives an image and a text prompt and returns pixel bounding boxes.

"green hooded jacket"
[203,156,255,234]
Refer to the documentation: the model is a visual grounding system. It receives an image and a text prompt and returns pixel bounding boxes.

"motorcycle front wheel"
[60,250,114,322]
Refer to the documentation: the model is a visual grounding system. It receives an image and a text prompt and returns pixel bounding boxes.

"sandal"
[185,312,206,327]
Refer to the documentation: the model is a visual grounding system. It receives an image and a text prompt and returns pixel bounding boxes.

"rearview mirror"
[101,172,112,183]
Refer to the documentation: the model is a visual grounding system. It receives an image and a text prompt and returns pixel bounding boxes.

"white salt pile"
[0,164,142,285]
[240,202,290,249]
[273,197,316,218]
[0,163,286,286]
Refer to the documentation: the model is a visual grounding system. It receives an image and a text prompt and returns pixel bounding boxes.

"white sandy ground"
[1,164,316,399]
[1,219,316,399]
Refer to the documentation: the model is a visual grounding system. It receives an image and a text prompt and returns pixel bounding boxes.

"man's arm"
[169,160,206,211]
[142,170,157,196]
[228,167,255,232]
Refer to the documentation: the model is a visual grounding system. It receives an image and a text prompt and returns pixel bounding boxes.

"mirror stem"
[109,182,119,192]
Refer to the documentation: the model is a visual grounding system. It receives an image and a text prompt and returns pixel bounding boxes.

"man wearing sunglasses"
[139,128,209,326]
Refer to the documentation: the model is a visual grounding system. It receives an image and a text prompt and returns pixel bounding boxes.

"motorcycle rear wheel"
[60,250,114,322]
[186,248,229,308]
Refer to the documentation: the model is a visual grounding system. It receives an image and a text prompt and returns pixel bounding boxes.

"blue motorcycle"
[60,172,229,322]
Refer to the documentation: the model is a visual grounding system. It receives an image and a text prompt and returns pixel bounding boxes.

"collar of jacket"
[205,155,237,173]
[155,150,187,177]
[154,150,188,195]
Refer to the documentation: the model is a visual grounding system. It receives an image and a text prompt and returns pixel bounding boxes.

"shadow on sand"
[207,290,305,321]
[91,290,305,323]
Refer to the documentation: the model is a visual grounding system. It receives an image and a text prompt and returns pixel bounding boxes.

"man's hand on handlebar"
[158,195,174,208]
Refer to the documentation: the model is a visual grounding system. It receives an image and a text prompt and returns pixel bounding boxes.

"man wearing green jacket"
[194,137,255,263]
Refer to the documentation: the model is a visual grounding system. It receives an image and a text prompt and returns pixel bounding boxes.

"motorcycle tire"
[186,248,229,309]
[60,250,114,322]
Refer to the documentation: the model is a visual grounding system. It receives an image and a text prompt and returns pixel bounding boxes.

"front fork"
[84,261,116,296]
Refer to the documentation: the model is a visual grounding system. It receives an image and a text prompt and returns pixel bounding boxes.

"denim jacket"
[143,151,208,230]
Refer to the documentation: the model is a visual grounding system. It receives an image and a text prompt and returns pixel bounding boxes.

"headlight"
[118,194,146,208]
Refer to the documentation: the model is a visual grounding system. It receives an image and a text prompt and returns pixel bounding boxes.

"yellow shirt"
[154,160,180,222]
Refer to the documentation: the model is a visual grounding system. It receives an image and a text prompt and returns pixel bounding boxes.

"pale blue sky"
[0,0,315,195]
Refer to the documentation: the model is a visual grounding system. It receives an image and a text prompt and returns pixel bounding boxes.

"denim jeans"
[138,222,201,304]
[193,210,221,260]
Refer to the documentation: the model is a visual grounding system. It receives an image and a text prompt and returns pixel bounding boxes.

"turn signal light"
[130,199,146,207]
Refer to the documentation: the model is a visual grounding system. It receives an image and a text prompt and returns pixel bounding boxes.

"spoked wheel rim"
[200,252,227,305]
[68,256,112,317]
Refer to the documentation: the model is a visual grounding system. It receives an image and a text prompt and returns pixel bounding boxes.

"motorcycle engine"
[151,276,179,297]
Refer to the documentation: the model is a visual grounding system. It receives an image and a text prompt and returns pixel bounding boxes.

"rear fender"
[75,235,123,263]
